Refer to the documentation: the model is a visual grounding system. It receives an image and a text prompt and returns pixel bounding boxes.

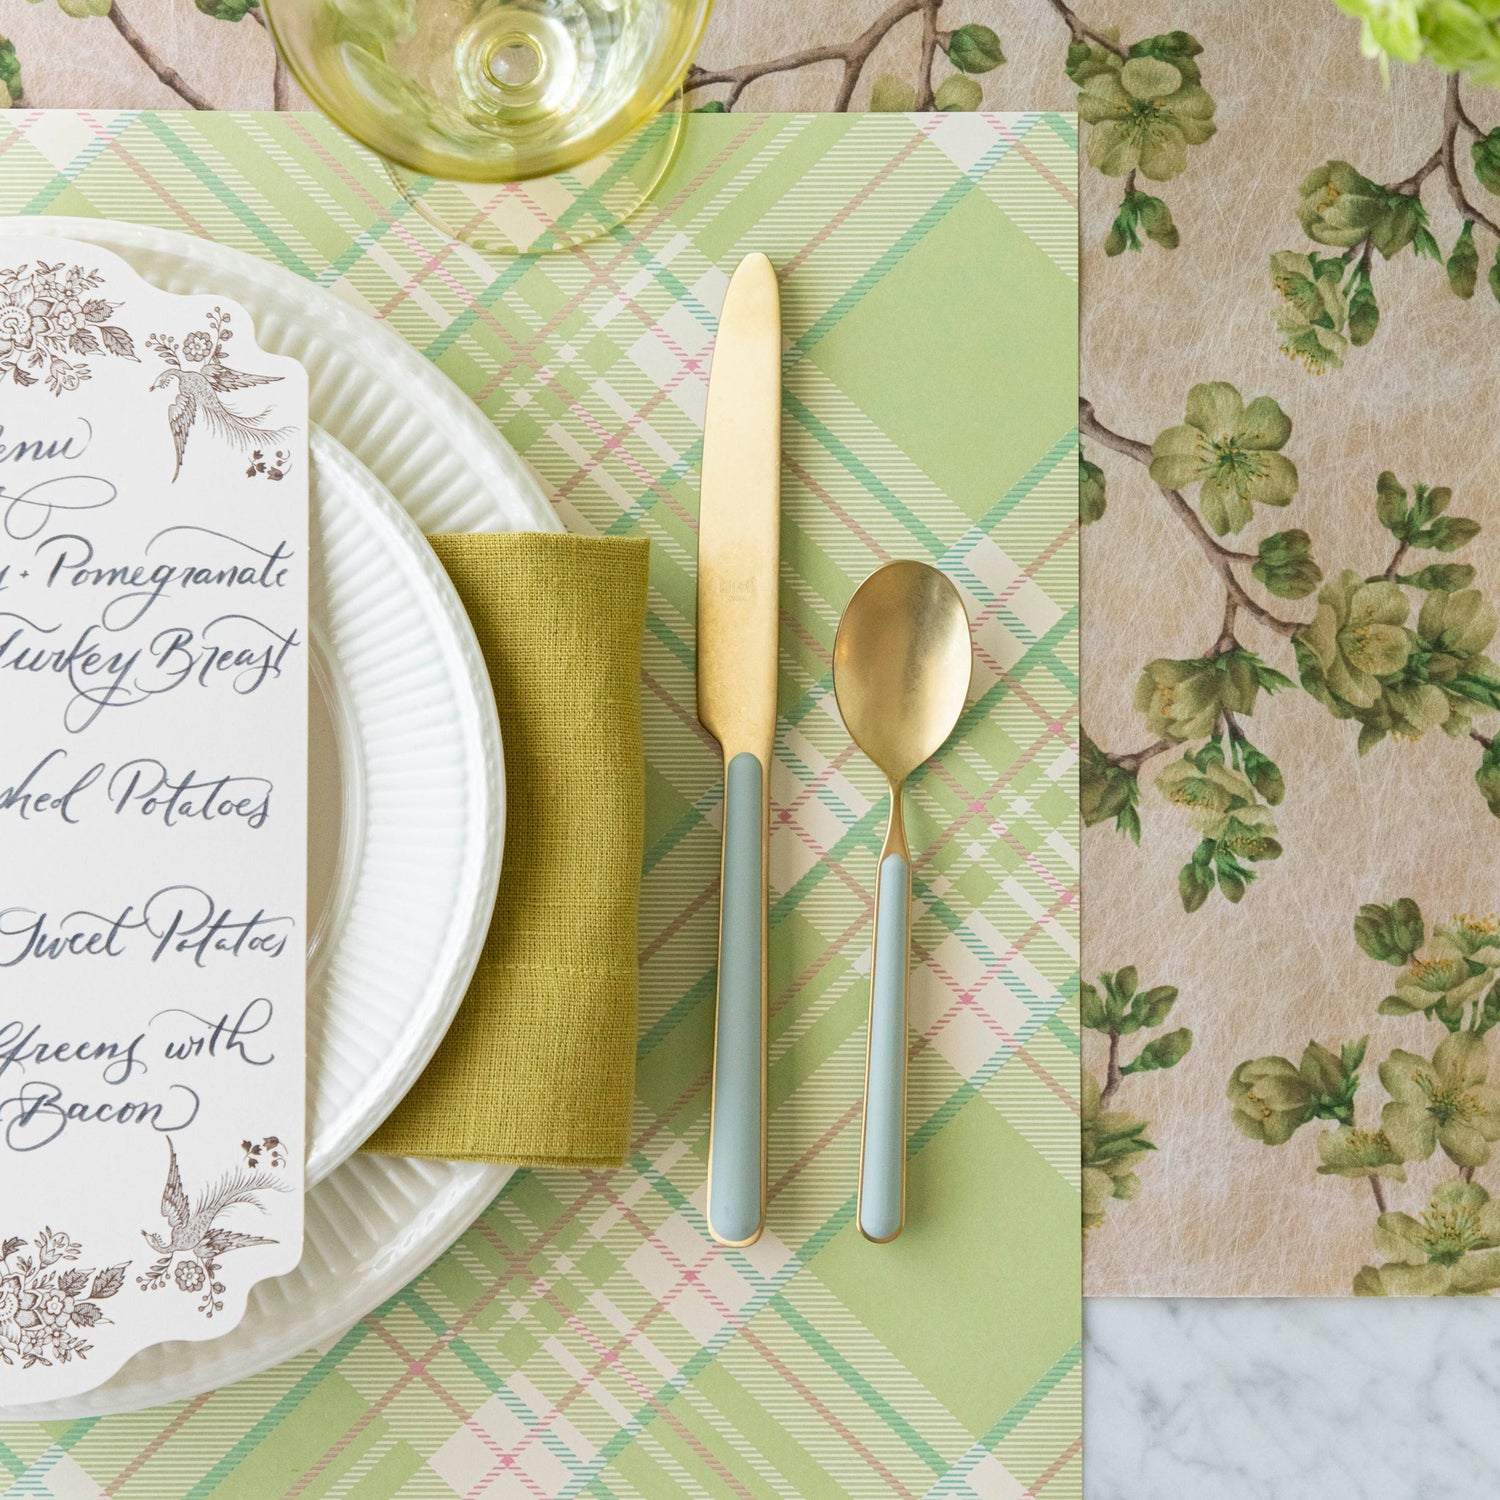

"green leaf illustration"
[1449,220,1478,299]
[1080,452,1106,522]
[0,36,18,108]
[934,74,983,112]
[1081,730,1141,841]
[196,0,259,17]
[1123,1028,1193,1075]
[1253,529,1321,599]
[1478,738,1500,817]
[1238,740,1285,806]
[1355,898,1425,965]
[1179,845,1215,913]
[1398,563,1477,591]
[946,23,1004,74]
[1474,128,1500,195]
[870,75,917,112]
[1348,270,1379,346]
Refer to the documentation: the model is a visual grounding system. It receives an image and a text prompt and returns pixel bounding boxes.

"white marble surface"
[1085,1299,1500,1498]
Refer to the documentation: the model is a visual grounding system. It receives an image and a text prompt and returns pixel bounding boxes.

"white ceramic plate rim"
[302,425,505,1182]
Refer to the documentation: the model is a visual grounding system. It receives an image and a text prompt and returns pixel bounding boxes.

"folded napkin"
[363,532,649,1168]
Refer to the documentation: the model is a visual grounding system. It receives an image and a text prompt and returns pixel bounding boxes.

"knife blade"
[697,251,781,1248]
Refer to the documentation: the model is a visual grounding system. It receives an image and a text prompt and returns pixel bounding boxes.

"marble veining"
[1086,1299,1500,1498]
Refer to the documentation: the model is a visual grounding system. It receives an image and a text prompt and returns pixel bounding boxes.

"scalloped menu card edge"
[0,236,307,1401]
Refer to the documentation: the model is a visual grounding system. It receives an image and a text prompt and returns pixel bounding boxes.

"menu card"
[0,237,307,1400]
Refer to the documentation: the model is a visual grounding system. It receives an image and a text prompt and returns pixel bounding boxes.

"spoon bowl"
[833,561,972,784]
[832,560,972,1243]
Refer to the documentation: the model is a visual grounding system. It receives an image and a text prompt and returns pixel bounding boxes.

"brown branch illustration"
[1384,147,1443,196]
[686,0,942,110]
[1044,0,1128,59]
[1105,738,1173,773]
[1369,1174,1388,1213]
[1455,85,1485,140]
[1440,74,1500,238]
[107,2,213,110]
[916,1,941,110]
[1100,1031,1123,1105]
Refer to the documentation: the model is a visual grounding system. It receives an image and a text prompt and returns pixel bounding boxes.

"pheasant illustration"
[146,312,288,481]
[138,1139,284,1316]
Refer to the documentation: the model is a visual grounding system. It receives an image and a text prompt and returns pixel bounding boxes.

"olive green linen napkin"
[363,532,649,1168]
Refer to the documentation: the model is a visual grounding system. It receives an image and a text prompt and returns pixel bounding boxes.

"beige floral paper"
[1077,3,1500,1295]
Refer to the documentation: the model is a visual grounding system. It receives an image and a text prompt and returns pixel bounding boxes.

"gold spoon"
[833,560,973,1242]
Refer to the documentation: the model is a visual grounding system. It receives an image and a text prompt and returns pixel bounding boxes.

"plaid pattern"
[0,111,1079,1499]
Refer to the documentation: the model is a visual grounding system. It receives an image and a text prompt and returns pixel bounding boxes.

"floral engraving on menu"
[137,1138,286,1320]
[0,1228,129,1369]
[146,308,287,481]
[0,260,139,396]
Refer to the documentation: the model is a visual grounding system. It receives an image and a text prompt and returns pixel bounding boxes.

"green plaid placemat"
[0,110,1079,1500]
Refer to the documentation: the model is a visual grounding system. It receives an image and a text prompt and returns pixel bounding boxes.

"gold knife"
[696,252,781,1248]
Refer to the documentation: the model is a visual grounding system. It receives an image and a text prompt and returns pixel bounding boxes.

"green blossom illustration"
[1317,1126,1408,1181]
[1083,392,1500,918]
[1149,382,1297,535]
[1157,747,1283,910]
[1292,474,1500,758]
[1374,909,1500,1030]
[1380,1033,1500,1168]
[1229,1039,1365,1145]
[1234,900,1500,1296]
[1134,653,1261,741]
[1077,55,1216,181]
[1056,18,1215,255]
[1155,757,1258,829]
[1252,529,1322,600]
[1228,1057,1314,1144]
[1276,74,1500,368]
[1270,250,1351,372]
[1297,572,1413,712]
[1297,160,1390,249]
[1355,1182,1500,1297]
[1381,955,1488,1027]
[1081,1074,1153,1232]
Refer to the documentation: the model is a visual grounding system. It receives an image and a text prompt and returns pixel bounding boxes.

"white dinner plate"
[304,425,504,1182]
[0,216,559,1420]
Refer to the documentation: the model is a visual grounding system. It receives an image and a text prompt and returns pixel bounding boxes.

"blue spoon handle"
[859,849,910,1243]
[707,751,767,1246]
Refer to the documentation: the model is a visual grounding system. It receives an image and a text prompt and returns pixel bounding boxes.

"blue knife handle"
[707,751,767,1246]
[859,853,910,1243]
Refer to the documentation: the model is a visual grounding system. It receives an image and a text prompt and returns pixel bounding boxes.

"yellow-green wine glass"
[264,0,713,254]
